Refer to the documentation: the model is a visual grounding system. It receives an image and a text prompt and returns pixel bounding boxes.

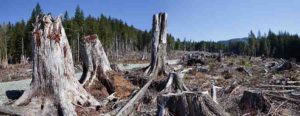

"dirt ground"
[0,64,31,82]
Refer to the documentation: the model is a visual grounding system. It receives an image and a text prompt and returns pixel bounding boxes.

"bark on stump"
[11,14,101,116]
[157,73,228,116]
[239,90,271,115]
[145,12,168,77]
[79,34,115,97]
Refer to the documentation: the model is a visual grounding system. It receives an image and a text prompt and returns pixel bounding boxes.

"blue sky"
[0,0,300,41]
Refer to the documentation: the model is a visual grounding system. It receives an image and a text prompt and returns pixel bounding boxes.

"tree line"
[180,30,300,62]
[1,3,300,64]
[0,3,177,63]
[227,30,300,61]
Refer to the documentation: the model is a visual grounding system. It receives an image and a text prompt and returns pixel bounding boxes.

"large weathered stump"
[79,34,115,97]
[239,90,271,115]
[144,13,168,77]
[11,14,101,116]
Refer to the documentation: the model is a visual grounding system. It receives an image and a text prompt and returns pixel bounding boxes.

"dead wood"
[79,34,115,96]
[186,58,206,66]
[161,72,189,93]
[265,93,300,104]
[239,90,271,115]
[115,76,152,116]
[144,12,168,77]
[157,72,228,116]
[258,85,300,89]
[1,58,7,69]
[8,14,102,116]
[276,61,292,71]
[20,55,27,65]
[262,90,294,93]
[217,50,223,62]
[236,66,252,76]
[115,12,169,116]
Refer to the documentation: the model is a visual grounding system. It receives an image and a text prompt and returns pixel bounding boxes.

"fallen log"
[276,61,292,71]
[258,85,300,89]
[286,81,300,84]
[115,76,152,116]
[265,93,300,104]
[262,90,294,93]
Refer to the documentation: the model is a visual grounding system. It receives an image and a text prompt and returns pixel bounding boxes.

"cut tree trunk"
[10,14,102,116]
[157,72,229,116]
[217,50,223,62]
[1,58,7,68]
[79,34,115,97]
[239,90,271,115]
[144,12,168,77]
[141,48,147,60]
[20,55,27,65]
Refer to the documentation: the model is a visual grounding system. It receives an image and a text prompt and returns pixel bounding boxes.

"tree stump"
[239,90,271,115]
[79,34,115,97]
[144,12,168,77]
[1,58,7,68]
[11,14,102,116]
[217,50,223,62]
[20,55,27,65]
[161,72,189,93]
[157,72,228,116]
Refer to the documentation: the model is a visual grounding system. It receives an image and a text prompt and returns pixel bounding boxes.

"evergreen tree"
[248,30,256,56]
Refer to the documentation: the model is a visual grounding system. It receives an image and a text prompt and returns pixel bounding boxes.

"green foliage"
[239,59,251,67]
